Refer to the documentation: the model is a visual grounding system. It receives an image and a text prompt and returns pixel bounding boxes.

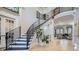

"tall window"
[43,14,46,20]
[36,11,48,20]
[36,11,40,19]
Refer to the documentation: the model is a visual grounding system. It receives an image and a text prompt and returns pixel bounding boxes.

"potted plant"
[36,28,43,45]
[35,28,49,46]
[42,35,49,44]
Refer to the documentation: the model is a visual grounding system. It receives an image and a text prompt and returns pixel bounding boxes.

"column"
[73,8,79,50]
[49,19,54,41]
[0,17,6,49]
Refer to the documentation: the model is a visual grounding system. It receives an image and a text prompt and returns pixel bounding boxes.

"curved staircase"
[5,10,53,50]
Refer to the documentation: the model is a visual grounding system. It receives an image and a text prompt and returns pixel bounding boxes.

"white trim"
[54,10,75,20]
[0,15,15,20]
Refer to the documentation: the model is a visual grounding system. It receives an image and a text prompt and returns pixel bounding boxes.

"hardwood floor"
[29,39,74,51]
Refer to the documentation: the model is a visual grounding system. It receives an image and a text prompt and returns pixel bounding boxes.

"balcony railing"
[3,7,19,13]
[53,7,74,16]
[36,10,53,20]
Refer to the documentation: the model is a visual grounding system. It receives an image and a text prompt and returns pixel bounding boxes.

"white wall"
[20,7,38,35]
[40,18,54,40]
[0,8,20,49]
[55,19,74,26]
[0,8,20,28]
[54,10,74,19]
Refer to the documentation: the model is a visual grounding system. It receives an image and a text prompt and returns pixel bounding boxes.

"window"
[43,14,46,20]
[67,27,72,34]
[60,29,64,34]
[56,29,60,34]
[36,11,40,19]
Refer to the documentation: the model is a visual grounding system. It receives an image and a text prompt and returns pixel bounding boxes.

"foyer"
[0,7,79,51]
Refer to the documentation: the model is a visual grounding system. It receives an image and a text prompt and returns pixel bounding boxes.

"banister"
[5,26,21,50]
[53,7,74,16]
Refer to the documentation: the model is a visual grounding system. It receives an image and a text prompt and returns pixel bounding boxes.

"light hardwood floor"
[29,39,74,51]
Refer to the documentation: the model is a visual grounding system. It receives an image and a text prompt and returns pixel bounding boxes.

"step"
[27,45,30,48]
[28,41,31,44]
[9,45,26,48]
[12,41,26,44]
[15,38,27,40]
[22,34,27,36]
[22,35,27,37]
[13,40,27,42]
[21,35,27,37]
[8,47,27,50]
[10,43,26,45]
[19,37,27,39]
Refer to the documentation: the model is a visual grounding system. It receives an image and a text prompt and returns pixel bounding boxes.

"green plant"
[35,28,49,44]
[42,35,49,44]
[35,28,43,43]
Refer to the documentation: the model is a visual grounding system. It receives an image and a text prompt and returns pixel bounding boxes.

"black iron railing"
[5,26,21,50]
[26,10,54,49]
[53,7,74,16]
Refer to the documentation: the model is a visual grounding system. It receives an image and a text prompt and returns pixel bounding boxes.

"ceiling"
[54,15,74,25]
[36,7,55,14]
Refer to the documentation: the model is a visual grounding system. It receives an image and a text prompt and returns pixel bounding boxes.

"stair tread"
[19,37,27,39]
[12,41,27,44]
[13,40,27,42]
[16,39,26,40]
[16,38,26,39]
[10,43,26,45]
[8,48,27,50]
[22,35,27,36]
[9,45,26,47]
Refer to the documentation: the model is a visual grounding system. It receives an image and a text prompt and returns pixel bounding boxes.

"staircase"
[5,10,53,50]
[6,27,28,50]
[7,35,27,50]
[6,8,73,50]
[26,12,53,49]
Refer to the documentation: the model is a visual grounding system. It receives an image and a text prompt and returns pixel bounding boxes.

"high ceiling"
[54,15,74,25]
[36,7,55,14]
